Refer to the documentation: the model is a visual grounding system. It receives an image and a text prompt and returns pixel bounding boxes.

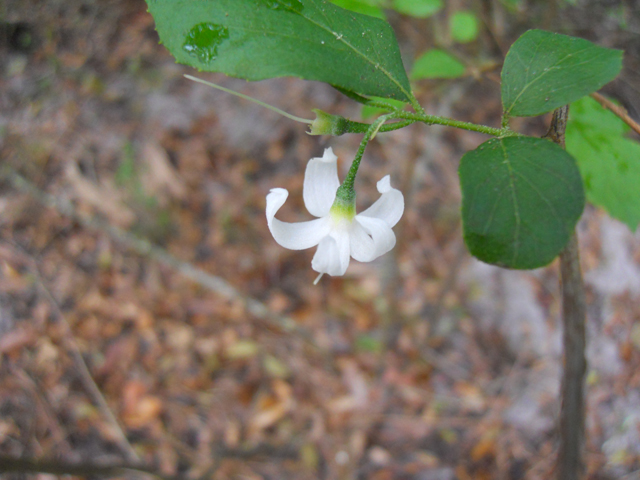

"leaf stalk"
[184,75,313,124]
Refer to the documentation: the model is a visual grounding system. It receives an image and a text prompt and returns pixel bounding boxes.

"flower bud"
[309,109,351,136]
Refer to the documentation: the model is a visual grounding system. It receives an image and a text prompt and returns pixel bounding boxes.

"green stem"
[343,119,415,134]
[340,115,389,193]
[394,111,508,137]
[407,93,426,116]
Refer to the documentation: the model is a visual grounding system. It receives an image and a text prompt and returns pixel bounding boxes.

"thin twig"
[0,166,312,342]
[0,442,300,480]
[11,367,74,455]
[24,253,141,464]
[545,106,587,480]
[0,455,180,480]
[590,92,640,136]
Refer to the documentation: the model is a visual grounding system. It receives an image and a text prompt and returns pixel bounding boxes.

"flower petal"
[311,229,351,276]
[358,175,404,227]
[350,215,396,262]
[266,188,331,250]
[303,147,340,217]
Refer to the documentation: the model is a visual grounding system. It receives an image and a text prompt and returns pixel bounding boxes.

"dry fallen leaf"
[455,382,486,412]
[141,142,187,205]
[248,381,294,435]
[122,380,163,428]
[225,339,260,360]
[65,161,135,227]
[0,327,37,355]
[471,430,499,461]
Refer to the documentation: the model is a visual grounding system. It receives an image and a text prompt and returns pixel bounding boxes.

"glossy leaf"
[411,49,466,79]
[567,97,640,231]
[501,30,622,117]
[460,136,584,269]
[147,0,412,101]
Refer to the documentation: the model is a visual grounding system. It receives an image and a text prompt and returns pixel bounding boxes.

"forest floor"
[1,0,640,479]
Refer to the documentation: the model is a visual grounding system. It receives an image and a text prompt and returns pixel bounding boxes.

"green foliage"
[361,96,406,119]
[499,0,523,11]
[330,0,446,18]
[115,143,137,186]
[329,0,384,18]
[566,97,640,231]
[146,7,633,271]
[392,0,442,17]
[116,143,173,241]
[411,49,466,80]
[449,11,479,43]
[501,30,623,117]
[459,136,585,269]
[147,0,412,101]
[355,334,383,353]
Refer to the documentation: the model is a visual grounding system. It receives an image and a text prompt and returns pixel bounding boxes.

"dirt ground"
[1,0,640,479]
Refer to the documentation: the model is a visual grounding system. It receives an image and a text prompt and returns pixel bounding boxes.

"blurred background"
[1,0,639,478]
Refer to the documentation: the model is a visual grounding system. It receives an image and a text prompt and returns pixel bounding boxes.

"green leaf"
[460,136,585,269]
[411,49,466,80]
[329,0,385,18]
[355,334,383,353]
[449,11,479,43]
[147,0,412,101]
[263,355,292,378]
[501,30,623,117]
[361,96,406,119]
[566,97,640,231]
[392,0,443,18]
[500,0,523,11]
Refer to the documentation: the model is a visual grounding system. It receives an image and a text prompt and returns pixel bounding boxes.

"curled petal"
[311,229,351,276]
[303,147,340,217]
[358,175,404,227]
[350,215,396,262]
[266,188,331,250]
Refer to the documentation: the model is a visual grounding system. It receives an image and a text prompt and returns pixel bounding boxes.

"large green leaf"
[411,49,466,80]
[147,0,412,101]
[501,30,622,117]
[460,136,584,269]
[329,0,385,18]
[392,0,443,18]
[567,97,640,232]
[449,11,478,44]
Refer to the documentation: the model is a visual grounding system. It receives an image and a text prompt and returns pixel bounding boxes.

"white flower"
[266,147,404,281]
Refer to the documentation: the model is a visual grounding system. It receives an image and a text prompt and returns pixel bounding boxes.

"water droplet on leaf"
[183,23,230,63]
